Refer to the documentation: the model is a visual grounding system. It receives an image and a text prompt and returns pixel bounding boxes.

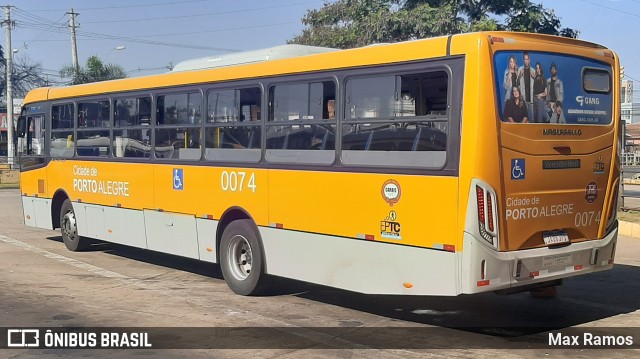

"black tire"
[219,219,270,295]
[60,199,90,251]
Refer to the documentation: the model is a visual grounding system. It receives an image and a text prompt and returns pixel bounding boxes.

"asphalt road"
[622,166,640,179]
[622,183,640,210]
[1,189,640,358]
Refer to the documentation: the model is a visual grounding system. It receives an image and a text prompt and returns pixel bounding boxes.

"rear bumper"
[461,222,617,294]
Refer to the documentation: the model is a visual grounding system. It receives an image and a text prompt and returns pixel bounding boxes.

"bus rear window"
[494,51,613,125]
[583,69,610,93]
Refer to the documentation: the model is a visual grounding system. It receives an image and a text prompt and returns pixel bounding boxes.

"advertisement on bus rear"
[494,51,612,125]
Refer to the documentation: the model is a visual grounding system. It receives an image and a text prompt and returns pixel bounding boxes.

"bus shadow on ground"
[294,264,640,337]
[46,236,223,280]
[46,235,640,339]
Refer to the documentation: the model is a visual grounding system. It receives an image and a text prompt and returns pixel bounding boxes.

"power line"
[625,74,640,83]
[21,0,214,12]
[13,8,69,50]
[12,7,61,26]
[81,1,320,24]
[16,18,300,52]
[70,27,241,52]
[578,0,640,18]
[18,20,299,40]
[100,21,300,39]
[20,13,66,44]
[577,0,640,80]
[14,17,241,52]
[12,3,308,53]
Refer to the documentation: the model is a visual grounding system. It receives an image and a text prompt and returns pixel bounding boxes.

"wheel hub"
[227,235,253,281]
[62,211,77,241]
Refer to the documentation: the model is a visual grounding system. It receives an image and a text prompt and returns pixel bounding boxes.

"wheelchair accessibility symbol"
[511,159,525,180]
[173,168,184,190]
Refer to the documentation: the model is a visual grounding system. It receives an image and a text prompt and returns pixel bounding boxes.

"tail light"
[606,183,619,232]
[476,186,485,223]
[476,184,499,248]
[487,192,495,232]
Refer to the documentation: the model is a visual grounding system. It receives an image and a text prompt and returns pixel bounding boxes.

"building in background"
[621,79,639,125]
[0,99,23,158]
[621,79,640,165]
[623,123,640,166]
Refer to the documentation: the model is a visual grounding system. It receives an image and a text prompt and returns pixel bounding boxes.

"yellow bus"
[17,31,620,296]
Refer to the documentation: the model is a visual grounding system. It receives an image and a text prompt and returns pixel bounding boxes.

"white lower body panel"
[22,196,218,263]
[22,196,53,229]
[144,209,199,259]
[259,227,459,296]
[75,204,148,249]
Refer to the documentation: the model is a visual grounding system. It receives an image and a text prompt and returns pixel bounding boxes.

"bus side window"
[154,92,202,160]
[266,80,335,152]
[77,100,111,157]
[52,103,74,129]
[19,115,46,156]
[139,97,152,125]
[341,70,449,168]
[157,92,202,126]
[113,96,153,159]
[204,86,262,162]
[50,104,75,158]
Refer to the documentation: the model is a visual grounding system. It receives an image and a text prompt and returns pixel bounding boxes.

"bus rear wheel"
[60,199,90,251]
[220,219,270,296]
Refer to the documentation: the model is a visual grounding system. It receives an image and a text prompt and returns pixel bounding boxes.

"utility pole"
[2,5,15,166]
[67,8,79,76]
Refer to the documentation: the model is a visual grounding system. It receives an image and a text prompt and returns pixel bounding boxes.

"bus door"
[494,51,617,251]
[17,110,46,169]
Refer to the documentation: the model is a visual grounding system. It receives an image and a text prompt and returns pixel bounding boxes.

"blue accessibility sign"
[511,159,525,180]
[173,168,184,190]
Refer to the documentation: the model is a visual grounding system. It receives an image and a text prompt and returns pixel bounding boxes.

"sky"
[6,0,640,96]
[8,0,327,84]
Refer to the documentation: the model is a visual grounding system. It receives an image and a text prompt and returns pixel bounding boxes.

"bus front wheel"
[220,219,270,296]
[60,199,90,252]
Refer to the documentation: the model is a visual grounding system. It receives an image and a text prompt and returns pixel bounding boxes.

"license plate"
[543,230,570,246]
[542,253,573,268]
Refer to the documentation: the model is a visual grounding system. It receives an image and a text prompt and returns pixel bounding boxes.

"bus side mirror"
[17,116,27,137]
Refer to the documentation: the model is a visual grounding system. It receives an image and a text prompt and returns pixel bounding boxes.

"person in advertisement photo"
[503,86,529,123]
[533,62,549,123]
[550,100,567,124]
[518,51,536,121]
[503,54,519,107]
[546,62,564,118]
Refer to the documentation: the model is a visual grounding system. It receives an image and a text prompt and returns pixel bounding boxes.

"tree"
[290,0,579,49]
[506,2,579,38]
[8,56,49,98]
[1,53,49,99]
[60,55,127,85]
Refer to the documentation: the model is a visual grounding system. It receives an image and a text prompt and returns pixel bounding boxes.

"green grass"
[0,183,19,189]
[618,210,640,224]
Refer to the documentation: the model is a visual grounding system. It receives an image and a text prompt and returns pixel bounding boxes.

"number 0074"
[221,171,257,193]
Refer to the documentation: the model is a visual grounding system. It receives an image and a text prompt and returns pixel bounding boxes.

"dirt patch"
[618,209,640,224]
[0,170,19,184]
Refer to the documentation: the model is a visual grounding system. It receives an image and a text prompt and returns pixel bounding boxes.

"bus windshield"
[495,51,612,125]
